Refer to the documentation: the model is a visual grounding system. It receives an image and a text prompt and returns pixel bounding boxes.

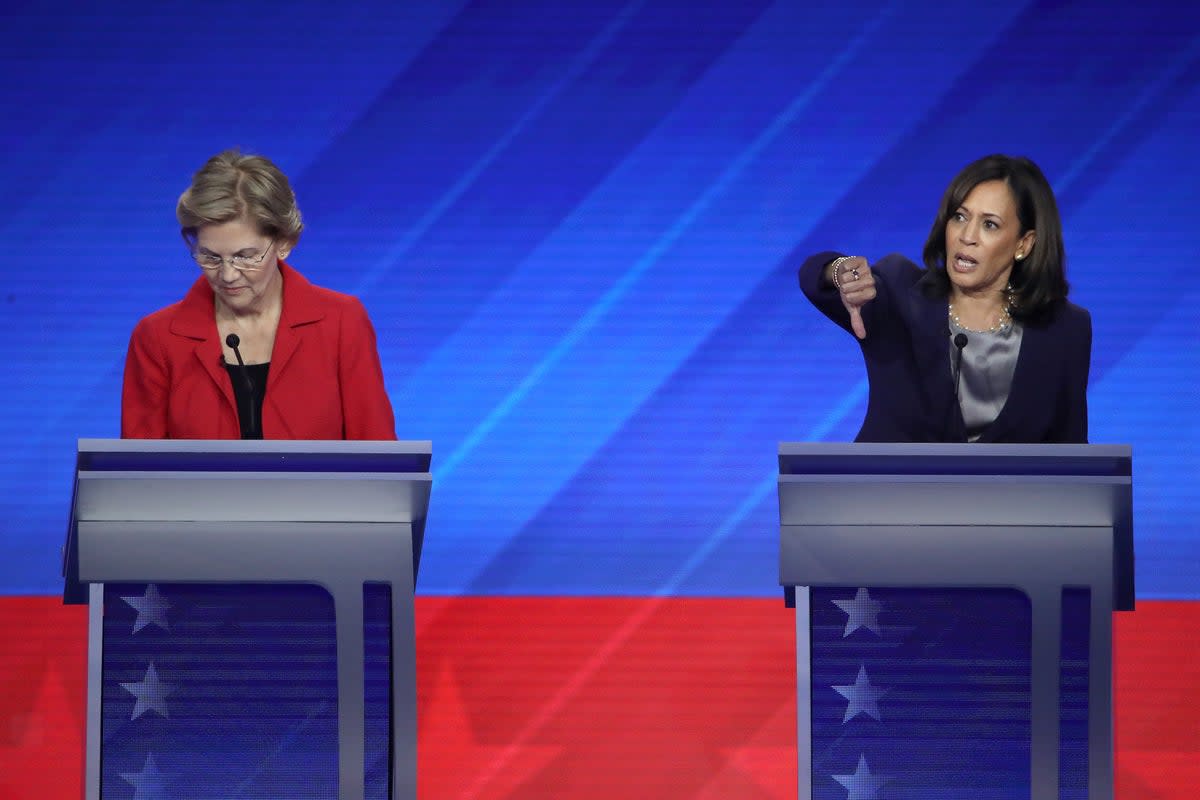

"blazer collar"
[974,318,1041,443]
[164,262,327,397]
[909,274,952,370]
[906,276,965,440]
[912,273,1044,444]
[270,262,326,385]
[167,276,229,411]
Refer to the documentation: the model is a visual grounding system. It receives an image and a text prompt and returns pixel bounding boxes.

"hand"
[828,256,876,339]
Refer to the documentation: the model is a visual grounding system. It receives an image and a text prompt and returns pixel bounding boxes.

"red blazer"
[122,263,397,440]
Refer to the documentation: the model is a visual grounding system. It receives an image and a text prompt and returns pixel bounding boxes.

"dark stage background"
[1,1,1197,797]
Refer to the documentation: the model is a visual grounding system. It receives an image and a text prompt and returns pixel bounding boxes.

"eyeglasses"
[191,241,275,273]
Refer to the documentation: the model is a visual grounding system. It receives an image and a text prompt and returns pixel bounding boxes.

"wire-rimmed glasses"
[191,241,276,273]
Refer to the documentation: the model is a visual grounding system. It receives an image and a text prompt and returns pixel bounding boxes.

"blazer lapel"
[170,278,237,416]
[976,320,1040,443]
[267,262,325,392]
[906,279,964,440]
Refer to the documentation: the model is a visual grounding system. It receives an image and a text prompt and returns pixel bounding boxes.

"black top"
[224,362,270,440]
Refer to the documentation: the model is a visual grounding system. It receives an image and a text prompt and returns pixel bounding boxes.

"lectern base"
[799,587,1090,799]
[96,583,393,800]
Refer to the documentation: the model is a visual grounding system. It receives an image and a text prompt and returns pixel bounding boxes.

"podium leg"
[391,563,418,800]
[86,583,103,800]
[334,586,366,800]
[795,586,811,800]
[1090,587,1115,800]
[1030,588,1062,800]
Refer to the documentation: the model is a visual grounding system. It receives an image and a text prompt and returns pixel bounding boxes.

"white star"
[121,753,167,800]
[832,754,891,799]
[832,588,883,637]
[119,662,176,720]
[833,665,889,722]
[120,584,172,633]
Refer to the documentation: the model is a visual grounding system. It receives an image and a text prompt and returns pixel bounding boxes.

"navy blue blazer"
[799,252,1091,443]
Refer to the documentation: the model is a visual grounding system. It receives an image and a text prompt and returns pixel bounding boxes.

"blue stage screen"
[0,0,1198,601]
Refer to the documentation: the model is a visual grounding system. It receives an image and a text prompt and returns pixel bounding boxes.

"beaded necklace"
[948,303,1013,334]
[948,286,1015,334]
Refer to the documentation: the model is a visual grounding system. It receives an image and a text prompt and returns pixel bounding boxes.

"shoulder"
[1059,299,1091,324]
[131,277,210,336]
[306,281,368,315]
[871,253,932,300]
[1030,300,1091,364]
[132,301,181,334]
[1060,301,1092,351]
[279,265,381,350]
[1041,299,1091,334]
[281,263,371,323]
[126,305,176,365]
[872,253,925,283]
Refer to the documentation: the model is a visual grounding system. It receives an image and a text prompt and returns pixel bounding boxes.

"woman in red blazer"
[122,150,396,440]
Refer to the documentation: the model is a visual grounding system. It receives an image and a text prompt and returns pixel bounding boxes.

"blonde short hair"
[177,149,303,246]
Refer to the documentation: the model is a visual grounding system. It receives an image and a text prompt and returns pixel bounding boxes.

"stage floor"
[0,596,1195,799]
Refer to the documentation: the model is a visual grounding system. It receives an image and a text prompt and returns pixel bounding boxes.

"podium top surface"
[778,443,1131,477]
[71,439,433,525]
[64,439,434,602]
[776,443,1135,609]
[77,438,432,473]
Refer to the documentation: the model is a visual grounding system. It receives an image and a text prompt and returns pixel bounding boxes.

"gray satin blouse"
[949,318,1023,441]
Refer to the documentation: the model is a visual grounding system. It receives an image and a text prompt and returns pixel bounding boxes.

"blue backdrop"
[2,0,1197,598]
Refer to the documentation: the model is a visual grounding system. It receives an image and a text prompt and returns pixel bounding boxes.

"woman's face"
[194,218,286,314]
[943,179,1036,297]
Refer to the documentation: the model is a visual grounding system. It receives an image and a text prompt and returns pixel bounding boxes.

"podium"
[777,443,1133,800]
[63,439,432,800]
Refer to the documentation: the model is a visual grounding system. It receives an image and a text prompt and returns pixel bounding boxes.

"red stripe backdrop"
[0,597,1195,799]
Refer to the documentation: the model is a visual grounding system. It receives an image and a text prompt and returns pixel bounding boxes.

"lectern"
[778,443,1132,800]
[63,439,432,800]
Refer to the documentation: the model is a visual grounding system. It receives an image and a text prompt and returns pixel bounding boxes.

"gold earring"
[1015,253,1023,260]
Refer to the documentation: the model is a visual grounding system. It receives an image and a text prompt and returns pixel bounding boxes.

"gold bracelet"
[830,256,851,291]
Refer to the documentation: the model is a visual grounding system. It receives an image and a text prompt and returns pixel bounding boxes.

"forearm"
[820,258,841,288]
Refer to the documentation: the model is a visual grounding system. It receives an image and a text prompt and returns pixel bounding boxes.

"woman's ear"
[1015,229,1036,261]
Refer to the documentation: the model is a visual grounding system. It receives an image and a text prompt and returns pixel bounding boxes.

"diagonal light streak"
[1054,36,1200,196]
[464,379,867,797]
[353,0,648,299]
[435,3,902,483]
[231,700,332,798]
[637,10,1200,641]
[653,378,868,598]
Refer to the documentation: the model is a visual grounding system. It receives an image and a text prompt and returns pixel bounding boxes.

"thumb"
[849,307,867,340]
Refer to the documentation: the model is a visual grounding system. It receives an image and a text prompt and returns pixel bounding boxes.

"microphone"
[952,332,968,402]
[225,333,257,436]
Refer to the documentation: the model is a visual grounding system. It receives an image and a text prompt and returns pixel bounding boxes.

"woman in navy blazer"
[122,150,396,440]
[799,155,1091,444]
